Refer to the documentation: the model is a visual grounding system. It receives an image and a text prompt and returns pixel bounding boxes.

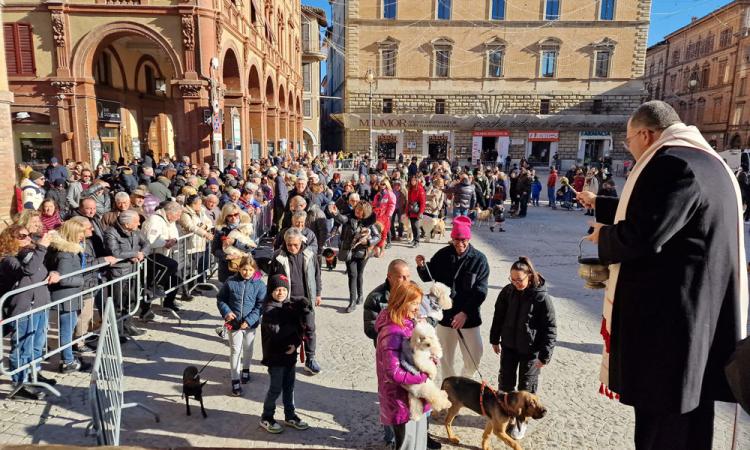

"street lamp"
[366,68,375,162]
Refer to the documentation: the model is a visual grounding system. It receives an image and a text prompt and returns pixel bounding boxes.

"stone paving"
[1,193,749,449]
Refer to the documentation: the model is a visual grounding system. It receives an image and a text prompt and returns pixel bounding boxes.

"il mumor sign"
[331,113,629,131]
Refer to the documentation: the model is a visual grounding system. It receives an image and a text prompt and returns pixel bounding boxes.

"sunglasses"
[227,213,241,218]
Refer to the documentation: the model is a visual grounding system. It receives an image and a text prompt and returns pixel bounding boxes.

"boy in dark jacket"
[259,274,310,434]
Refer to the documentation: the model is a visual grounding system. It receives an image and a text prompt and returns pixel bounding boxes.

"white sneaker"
[509,421,527,440]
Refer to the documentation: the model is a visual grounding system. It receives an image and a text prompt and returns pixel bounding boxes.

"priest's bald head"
[625,101,682,161]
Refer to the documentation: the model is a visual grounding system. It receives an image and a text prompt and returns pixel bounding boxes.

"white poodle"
[401,321,452,421]
[223,223,258,264]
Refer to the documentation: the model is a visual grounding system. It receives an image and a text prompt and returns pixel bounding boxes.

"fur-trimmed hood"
[48,232,83,254]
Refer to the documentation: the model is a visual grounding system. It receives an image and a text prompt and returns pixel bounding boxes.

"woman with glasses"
[66,169,93,211]
[488,256,556,440]
[0,224,60,399]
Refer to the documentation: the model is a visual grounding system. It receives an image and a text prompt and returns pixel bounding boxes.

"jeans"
[346,257,368,306]
[547,186,556,207]
[519,193,529,217]
[454,207,468,217]
[531,194,540,206]
[9,310,48,384]
[59,309,78,364]
[229,328,255,380]
[262,365,296,420]
[409,217,420,244]
[383,425,395,444]
[499,346,540,393]
[303,307,317,357]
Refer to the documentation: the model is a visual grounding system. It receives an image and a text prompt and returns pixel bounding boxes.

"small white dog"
[223,223,258,262]
[425,282,453,322]
[401,321,452,420]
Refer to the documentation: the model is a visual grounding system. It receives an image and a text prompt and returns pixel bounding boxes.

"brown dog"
[441,376,546,450]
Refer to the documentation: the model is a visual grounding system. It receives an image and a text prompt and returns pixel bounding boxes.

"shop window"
[378,134,398,159]
[4,23,35,76]
[540,99,550,114]
[428,135,448,160]
[382,98,393,113]
[435,99,446,114]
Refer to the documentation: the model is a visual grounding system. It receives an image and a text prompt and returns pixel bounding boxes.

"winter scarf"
[598,123,749,398]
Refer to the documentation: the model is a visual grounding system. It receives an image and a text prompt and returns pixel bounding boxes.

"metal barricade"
[88,298,159,445]
[0,259,146,398]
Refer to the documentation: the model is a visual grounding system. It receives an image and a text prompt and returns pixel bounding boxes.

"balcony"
[303,38,326,62]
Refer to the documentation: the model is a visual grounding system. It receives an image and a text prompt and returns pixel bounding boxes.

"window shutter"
[4,24,18,75]
[17,24,35,75]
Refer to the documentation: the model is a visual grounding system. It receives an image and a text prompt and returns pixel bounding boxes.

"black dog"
[182,366,208,418]
[322,247,338,271]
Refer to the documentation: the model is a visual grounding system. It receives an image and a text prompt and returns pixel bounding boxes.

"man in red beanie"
[415,215,490,378]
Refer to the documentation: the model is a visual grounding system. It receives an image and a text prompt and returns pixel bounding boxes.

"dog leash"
[193,355,217,380]
[479,380,502,417]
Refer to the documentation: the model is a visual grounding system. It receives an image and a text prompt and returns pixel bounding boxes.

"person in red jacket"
[406,175,426,248]
[547,168,558,209]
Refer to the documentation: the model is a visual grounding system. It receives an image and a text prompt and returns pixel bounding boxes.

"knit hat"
[268,274,290,292]
[451,216,473,241]
[29,171,44,182]
[206,177,220,186]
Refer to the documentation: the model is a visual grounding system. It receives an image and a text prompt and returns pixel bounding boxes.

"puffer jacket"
[375,310,429,426]
[373,189,397,219]
[268,247,322,300]
[45,235,86,312]
[20,178,45,210]
[178,207,213,255]
[407,184,426,219]
[66,181,84,210]
[45,188,70,219]
[332,210,381,262]
[142,209,180,256]
[363,280,391,342]
[148,177,172,202]
[489,280,557,364]
[416,243,490,329]
[450,181,475,210]
[216,272,266,329]
[306,203,329,254]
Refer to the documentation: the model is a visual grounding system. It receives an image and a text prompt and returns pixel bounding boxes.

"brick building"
[324,0,650,169]
[0,0,14,221]
[645,0,750,151]
[4,0,304,169]
[301,5,326,155]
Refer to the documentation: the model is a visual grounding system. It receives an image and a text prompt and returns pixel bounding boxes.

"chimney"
[691,16,698,22]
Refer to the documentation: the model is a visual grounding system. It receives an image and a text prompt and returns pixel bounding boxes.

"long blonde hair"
[58,219,86,245]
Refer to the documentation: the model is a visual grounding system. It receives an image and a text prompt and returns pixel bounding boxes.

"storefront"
[96,99,122,163]
[578,131,612,165]
[423,131,452,160]
[471,130,510,164]
[374,131,402,160]
[526,131,559,166]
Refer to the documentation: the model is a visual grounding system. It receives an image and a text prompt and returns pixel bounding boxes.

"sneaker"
[74,343,97,354]
[259,418,284,434]
[427,435,442,449]
[284,415,310,430]
[36,373,58,386]
[345,304,357,313]
[304,358,321,375]
[231,380,242,396]
[509,420,527,440]
[241,369,251,384]
[59,358,91,373]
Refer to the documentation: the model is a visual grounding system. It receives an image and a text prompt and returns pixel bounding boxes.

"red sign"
[472,130,510,137]
[528,131,559,142]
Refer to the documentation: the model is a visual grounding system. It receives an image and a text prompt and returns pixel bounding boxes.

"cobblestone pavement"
[1,195,749,449]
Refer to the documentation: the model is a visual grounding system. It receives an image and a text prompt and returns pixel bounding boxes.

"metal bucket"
[577,237,609,290]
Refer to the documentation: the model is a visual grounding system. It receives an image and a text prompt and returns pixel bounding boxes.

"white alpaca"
[401,322,452,420]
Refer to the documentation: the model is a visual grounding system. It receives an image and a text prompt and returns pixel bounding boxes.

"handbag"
[410,201,421,214]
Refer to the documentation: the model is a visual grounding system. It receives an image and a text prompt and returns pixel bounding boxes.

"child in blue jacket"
[216,255,266,396]
[531,176,543,207]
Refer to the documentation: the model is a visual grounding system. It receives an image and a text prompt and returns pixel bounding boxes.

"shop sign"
[580,131,611,137]
[96,100,121,123]
[528,131,559,142]
[407,141,417,149]
[472,130,510,137]
[511,138,525,146]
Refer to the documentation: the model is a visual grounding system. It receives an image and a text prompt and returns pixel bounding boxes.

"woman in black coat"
[489,257,556,401]
[327,200,381,313]
[212,203,255,283]
[45,219,92,373]
[0,224,59,397]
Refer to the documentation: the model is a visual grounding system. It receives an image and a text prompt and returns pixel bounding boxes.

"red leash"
[479,380,501,417]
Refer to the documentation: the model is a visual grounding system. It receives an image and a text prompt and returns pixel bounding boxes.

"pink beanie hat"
[451,216,473,240]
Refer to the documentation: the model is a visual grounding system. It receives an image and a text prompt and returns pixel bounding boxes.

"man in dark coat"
[578,101,748,450]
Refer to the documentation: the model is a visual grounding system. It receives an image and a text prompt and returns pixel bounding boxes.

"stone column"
[0,0,18,222]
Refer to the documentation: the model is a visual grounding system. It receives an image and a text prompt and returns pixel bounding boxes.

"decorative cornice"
[51,80,76,94]
[178,83,203,97]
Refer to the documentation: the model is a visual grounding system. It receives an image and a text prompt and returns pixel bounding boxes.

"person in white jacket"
[142,201,182,311]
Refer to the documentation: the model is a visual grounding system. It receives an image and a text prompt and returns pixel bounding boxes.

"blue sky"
[303,0,736,76]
